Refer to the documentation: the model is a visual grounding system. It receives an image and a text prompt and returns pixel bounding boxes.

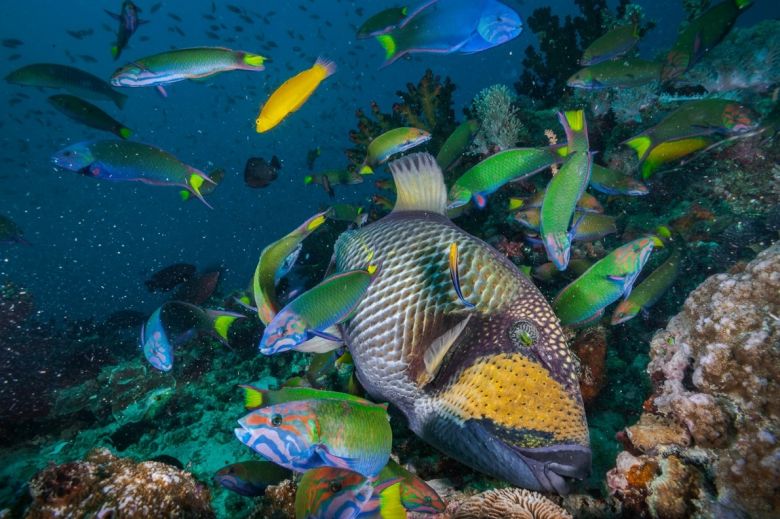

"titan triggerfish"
[330,152,591,494]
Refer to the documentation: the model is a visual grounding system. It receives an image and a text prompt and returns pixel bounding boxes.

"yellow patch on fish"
[437,353,589,446]
[256,57,336,133]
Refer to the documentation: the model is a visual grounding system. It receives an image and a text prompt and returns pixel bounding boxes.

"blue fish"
[375,0,522,67]
[141,301,243,371]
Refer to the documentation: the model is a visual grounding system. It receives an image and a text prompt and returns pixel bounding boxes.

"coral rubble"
[25,448,214,518]
[608,241,780,518]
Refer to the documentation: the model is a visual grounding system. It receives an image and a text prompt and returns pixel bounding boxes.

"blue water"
[0,0,773,322]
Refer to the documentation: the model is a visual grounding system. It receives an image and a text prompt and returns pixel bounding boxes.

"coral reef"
[468,84,528,155]
[571,326,607,406]
[346,69,456,170]
[452,487,572,519]
[25,448,214,518]
[675,20,780,96]
[248,479,296,519]
[607,241,780,518]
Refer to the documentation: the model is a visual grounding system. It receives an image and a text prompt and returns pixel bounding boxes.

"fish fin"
[118,127,132,139]
[179,190,191,201]
[296,326,343,353]
[624,135,653,162]
[473,193,487,209]
[641,158,660,179]
[376,34,397,62]
[378,483,406,519]
[563,110,585,133]
[507,198,524,211]
[238,384,266,410]
[207,310,245,342]
[420,315,472,386]
[303,175,313,185]
[558,110,589,151]
[156,85,168,98]
[448,243,475,308]
[270,155,282,169]
[389,152,447,215]
[111,45,120,59]
[104,9,120,20]
[359,164,373,175]
[185,182,213,209]
[314,57,337,78]
[233,296,258,313]
[242,52,267,68]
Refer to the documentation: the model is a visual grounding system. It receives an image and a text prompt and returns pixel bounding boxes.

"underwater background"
[1,0,778,517]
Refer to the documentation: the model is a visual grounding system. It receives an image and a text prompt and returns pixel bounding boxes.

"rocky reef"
[24,448,213,518]
[607,241,780,518]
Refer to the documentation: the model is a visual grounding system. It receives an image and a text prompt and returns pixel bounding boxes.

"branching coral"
[346,69,456,170]
[453,487,573,519]
[468,84,528,155]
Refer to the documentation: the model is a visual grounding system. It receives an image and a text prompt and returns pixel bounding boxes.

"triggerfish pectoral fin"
[448,242,475,308]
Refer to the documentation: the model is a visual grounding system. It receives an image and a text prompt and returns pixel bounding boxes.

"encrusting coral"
[607,241,780,518]
[452,487,573,519]
[25,448,214,518]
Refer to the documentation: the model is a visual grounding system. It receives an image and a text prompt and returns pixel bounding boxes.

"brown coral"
[571,326,607,405]
[25,448,213,518]
[249,479,297,519]
[452,487,572,519]
[610,241,780,518]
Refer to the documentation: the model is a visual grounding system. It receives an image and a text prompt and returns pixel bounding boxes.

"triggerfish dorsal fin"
[389,152,447,215]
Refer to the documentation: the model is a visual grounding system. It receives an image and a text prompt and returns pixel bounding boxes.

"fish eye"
[329,481,342,493]
[509,320,539,348]
[271,414,283,426]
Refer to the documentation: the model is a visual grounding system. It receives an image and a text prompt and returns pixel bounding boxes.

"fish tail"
[185,177,213,209]
[378,483,406,519]
[641,158,661,180]
[113,92,128,110]
[303,175,314,185]
[118,127,132,139]
[111,45,120,60]
[314,57,337,78]
[624,135,653,162]
[241,52,267,69]
[213,315,240,342]
[734,0,752,9]
[376,34,399,65]
[359,164,373,175]
[238,384,266,410]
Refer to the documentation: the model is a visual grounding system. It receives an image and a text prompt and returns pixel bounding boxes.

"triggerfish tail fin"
[624,135,653,163]
[238,384,266,410]
[378,483,406,519]
[389,152,447,215]
[449,243,475,308]
[118,127,132,140]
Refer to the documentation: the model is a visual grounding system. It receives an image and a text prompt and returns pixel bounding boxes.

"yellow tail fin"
[625,135,652,161]
[564,110,585,132]
[378,483,405,519]
[243,53,267,68]
[213,315,239,341]
[359,164,373,175]
[240,385,265,409]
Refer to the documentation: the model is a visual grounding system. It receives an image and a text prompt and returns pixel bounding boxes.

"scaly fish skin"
[333,153,590,494]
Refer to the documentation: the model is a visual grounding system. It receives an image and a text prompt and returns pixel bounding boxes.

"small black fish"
[244,155,281,189]
[145,263,196,292]
[227,4,242,14]
[2,38,23,48]
[150,2,162,13]
[167,12,182,22]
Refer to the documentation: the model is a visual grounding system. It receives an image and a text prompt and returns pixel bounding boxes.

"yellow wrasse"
[256,57,336,133]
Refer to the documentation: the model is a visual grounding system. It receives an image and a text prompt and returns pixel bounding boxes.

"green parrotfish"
[447,146,563,209]
[436,119,479,171]
[111,46,267,96]
[611,247,682,325]
[590,164,649,196]
[580,24,640,66]
[662,0,752,81]
[48,94,132,139]
[356,6,411,38]
[567,58,662,90]
[6,63,128,108]
[331,152,591,494]
[360,127,431,174]
[553,236,657,327]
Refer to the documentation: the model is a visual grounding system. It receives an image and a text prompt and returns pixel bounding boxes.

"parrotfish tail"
[179,190,191,201]
[624,135,653,163]
[543,232,571,271]
[190,167,217,185]
[185,182,213,209]
[314,57,337,78]
[449,243,475,308]
[376,34,404,67]
[558,110,589,152]
[211,314,242,342]
[239,384,266,410]
[240,51,267,70]
[303,175,313,185]
[118,127,132,139]
[640,158,660,180]
[359,164,373,175]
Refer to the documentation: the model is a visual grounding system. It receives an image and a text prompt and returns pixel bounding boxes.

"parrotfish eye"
[423,496,432,504]
[271,413,283,426]
[509,320,539,348]
[329,481,342,493]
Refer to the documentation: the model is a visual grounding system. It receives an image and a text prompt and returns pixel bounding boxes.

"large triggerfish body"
[374,0,523,67]
[329,152,591,494]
